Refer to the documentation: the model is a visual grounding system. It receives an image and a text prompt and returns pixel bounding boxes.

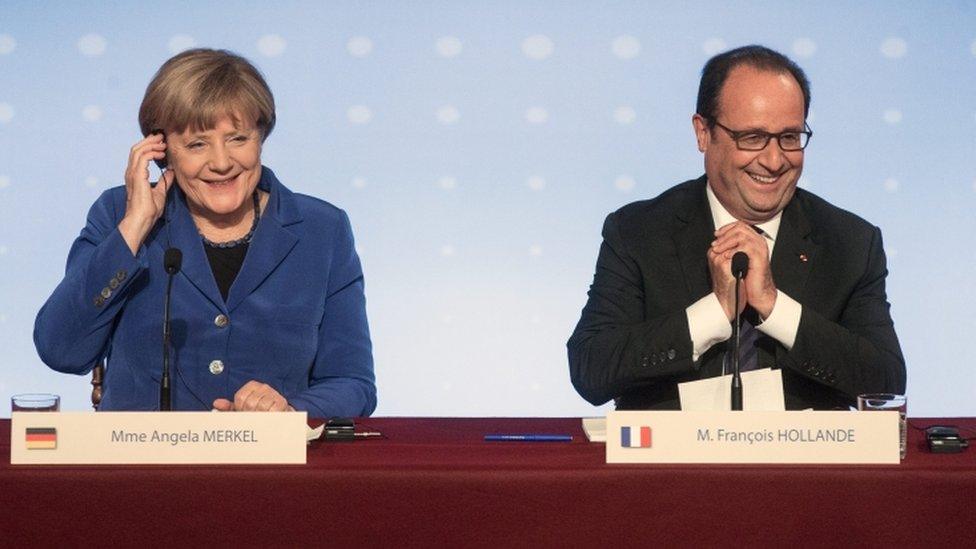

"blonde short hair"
[138,48,275,140]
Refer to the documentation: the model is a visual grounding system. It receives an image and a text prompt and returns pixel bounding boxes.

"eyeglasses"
[711,119,813,151]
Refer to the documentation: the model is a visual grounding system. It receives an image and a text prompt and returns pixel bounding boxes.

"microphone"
[164,248,182,274]
[731,251,749,278]
[730,251,749,411]
[161,247,182,411]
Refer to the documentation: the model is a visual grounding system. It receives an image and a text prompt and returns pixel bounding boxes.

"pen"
[484,434,573,442]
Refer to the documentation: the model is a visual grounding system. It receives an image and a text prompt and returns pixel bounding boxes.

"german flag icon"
[25,427,57,450]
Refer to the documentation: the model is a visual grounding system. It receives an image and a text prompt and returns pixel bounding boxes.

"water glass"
[11,393,61,412]
[857,393,906,459]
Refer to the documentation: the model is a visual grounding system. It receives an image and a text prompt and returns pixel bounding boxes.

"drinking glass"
[857,393,906,459]
[11,393,60,412]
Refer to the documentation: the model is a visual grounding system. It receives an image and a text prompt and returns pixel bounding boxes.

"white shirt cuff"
[686,293,732,362]
[756,289,801,350]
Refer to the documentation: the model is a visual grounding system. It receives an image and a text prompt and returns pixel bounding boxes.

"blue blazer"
[34,167,376,417]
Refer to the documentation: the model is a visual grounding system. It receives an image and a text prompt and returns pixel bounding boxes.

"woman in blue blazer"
[34,49,376,417]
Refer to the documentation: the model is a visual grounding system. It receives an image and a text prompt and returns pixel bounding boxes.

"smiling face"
[693,65,806,224]
[166,115,262,226]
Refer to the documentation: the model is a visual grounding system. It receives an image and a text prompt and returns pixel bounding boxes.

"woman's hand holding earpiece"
[118,133,174,255]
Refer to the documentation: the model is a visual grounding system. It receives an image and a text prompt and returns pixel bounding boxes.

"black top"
[200,191,261,301]
[204,242,248,301]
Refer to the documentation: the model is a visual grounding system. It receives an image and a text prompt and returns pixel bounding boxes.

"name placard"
[11,411,307,465]
[606,411,899,464]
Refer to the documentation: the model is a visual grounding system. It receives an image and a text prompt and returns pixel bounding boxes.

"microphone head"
[731,251,749,278]
[163,248,183,275]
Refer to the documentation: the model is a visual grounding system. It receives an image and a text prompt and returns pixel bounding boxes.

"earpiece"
[150,128,168,170]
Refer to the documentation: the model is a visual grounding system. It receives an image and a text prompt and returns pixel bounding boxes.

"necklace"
[201,191,261,249]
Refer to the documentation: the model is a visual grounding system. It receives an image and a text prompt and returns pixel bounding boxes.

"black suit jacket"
[567,176,905,410]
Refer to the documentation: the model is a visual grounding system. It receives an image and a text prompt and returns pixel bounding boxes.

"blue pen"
[484,434,573,442]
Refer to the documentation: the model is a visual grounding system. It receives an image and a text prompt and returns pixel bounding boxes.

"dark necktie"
[736,226,767,372]
[737,307,761,372]
[725,307,761,374]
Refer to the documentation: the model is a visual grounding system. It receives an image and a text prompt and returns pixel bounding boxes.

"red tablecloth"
[2,417,974,547]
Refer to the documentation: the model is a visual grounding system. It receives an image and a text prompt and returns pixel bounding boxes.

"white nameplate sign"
[606,410,899,464]
[11,411,307,465]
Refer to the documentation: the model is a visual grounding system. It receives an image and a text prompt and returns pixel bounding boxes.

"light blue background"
[1,1,974,417]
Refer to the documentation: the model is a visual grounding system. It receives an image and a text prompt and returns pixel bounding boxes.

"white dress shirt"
[685,183,803,361]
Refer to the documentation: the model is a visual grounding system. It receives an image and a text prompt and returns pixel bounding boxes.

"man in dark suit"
[568,45,905,410]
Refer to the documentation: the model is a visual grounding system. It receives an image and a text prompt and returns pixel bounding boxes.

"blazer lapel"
[770,193,819,301]
[161,187,226,312]
[225,169,302,313]
[674,177,714,301]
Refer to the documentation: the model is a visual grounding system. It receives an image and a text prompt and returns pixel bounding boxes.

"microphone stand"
[730,277,743,411]
[730,251,748,411]
[161,248,182,411]
[161,272,174,411]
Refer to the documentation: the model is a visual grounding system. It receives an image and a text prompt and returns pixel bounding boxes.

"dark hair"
[696,45,810,126]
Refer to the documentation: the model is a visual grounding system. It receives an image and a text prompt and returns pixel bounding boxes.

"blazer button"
[209,360,224,375]
[667,349,676,360]
[109,278,120,290]
[214,314,229,328]
[93,296,105,307]
[641,356,649,367]
[116,270,127,281]
[100,287,112,299]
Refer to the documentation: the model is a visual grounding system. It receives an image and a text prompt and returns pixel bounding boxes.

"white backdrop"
[1,1,974,417]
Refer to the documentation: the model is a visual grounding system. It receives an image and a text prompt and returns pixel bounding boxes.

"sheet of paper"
[678,368,786,411]
[582,417,606,442]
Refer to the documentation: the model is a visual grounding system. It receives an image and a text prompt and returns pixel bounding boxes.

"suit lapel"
[162,187,226,312]
[674,177,714,301]
[225,169,303,313]
[770,193,819,302]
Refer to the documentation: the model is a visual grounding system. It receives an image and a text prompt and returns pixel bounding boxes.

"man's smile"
[745,171,781,185]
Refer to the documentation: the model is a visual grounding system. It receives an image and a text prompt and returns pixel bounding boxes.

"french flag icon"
[621,426,652,448]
